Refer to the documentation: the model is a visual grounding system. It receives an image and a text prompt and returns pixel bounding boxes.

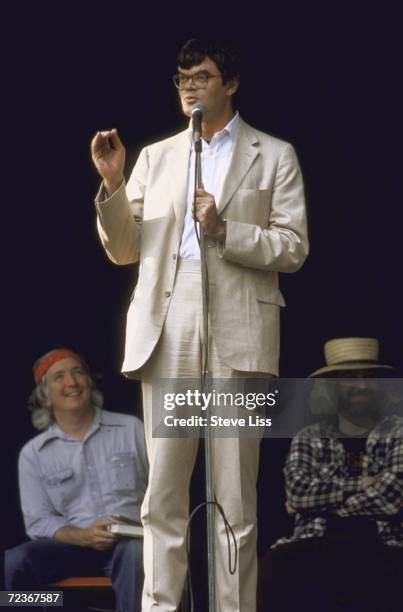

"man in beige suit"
[92,38,308,612]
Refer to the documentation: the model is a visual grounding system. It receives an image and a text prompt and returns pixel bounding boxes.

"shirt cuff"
[95,180,125,205]
[27,517,68,540]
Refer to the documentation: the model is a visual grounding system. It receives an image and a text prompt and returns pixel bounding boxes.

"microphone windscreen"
[191,103,205,116]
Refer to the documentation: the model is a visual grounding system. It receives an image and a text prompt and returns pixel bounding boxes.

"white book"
[108,523,144,538]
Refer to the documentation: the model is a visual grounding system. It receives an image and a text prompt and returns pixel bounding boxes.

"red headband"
[34,349,84,385]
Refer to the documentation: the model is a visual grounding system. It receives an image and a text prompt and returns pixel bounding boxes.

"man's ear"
[225,76,240,97]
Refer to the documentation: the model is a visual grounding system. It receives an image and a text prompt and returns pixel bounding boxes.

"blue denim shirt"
[18,408,149,539]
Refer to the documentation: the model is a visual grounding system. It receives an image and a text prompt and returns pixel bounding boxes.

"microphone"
[191,103,205,151]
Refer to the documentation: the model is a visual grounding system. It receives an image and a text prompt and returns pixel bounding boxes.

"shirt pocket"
[44,467,75,508]
[107,452,137,493]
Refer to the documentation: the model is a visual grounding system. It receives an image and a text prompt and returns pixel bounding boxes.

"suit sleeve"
[95,147,149,265]
[219,144,309,272]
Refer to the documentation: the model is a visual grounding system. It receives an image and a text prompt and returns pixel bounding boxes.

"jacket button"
[164,291,171,298]
[172,254,177,260]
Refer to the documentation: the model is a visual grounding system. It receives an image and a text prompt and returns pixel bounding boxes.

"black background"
[2,2,402,599]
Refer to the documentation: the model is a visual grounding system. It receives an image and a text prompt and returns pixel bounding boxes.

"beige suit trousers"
[141,259,269,612]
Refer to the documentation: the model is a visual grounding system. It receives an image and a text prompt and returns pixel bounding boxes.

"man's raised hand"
[91,128,126,196]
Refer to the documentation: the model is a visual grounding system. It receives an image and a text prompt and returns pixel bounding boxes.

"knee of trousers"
[4,541,45,588]
[112,538,144,568]
[141,466,195,527]
[214,494,258,533]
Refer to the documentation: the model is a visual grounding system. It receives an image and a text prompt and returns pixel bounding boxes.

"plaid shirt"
[273,415,403,548]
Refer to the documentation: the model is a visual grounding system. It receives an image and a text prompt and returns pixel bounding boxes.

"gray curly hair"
[28,350,103,431]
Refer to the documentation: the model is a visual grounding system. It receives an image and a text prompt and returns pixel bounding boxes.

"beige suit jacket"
[96,118,309,376]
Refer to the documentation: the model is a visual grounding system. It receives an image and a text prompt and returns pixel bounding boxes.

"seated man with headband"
[5,348,148,612]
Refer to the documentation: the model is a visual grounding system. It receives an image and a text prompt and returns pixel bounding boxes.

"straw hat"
[309,337,395,377]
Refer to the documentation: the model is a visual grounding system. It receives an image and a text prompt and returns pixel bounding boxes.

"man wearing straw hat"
[5,348,148,612]
[264,337,403,611]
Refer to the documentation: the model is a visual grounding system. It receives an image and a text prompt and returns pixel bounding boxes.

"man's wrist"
[54,525,89,547]
[104,177,124,198]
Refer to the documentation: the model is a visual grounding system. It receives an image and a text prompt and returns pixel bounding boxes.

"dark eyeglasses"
[172,70,221,89]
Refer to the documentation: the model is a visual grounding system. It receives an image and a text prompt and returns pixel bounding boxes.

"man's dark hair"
[177,38,240,85]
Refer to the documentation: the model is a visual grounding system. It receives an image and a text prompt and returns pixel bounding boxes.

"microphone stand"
[193,129,216,612]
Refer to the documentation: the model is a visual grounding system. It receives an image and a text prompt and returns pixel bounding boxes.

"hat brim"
[309,362,395,378]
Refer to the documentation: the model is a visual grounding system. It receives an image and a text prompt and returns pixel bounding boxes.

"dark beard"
[337,390,381,421]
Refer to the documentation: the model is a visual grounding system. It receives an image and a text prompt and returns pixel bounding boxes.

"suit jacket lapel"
[166,130,191,238]
[217,119,259,215]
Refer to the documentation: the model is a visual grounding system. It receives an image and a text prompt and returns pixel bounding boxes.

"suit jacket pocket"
[254,283,286,307]
[227,189,271,224]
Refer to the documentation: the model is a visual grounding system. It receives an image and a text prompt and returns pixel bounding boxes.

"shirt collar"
[318,415,390,439]
[37,407,124,449]
[186,111,239,145]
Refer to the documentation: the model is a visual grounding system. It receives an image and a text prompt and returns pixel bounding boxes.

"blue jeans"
[5,538,143,612]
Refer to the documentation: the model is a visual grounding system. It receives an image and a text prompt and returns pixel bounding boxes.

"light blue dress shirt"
[179,111,239,259]
[18,408,149,539]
